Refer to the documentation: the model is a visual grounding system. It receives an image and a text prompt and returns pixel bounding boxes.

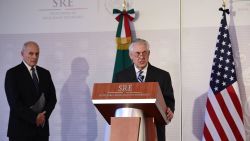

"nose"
[32,54,39,58]
[138,54,145,59]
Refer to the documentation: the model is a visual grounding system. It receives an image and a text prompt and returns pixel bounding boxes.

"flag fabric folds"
[202,8,246,141]
[112,9,135,81]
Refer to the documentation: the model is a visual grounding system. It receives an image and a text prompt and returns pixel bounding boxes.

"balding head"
[21,41,40,67]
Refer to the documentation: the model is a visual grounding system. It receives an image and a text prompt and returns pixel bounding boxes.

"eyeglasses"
[134,51,149,58]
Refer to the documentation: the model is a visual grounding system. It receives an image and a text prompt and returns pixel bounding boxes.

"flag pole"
[123,0,127,11]
[222,0,227,9]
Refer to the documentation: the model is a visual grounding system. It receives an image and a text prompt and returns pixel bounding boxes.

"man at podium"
[113,38,175,141]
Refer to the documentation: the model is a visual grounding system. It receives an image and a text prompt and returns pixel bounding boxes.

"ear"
[129,52,133,60]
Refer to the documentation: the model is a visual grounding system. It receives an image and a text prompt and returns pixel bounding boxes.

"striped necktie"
[137,70,144,82]
[31,67,39,93]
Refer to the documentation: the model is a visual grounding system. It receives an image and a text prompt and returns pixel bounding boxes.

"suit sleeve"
[162,72,175,112]
[5,70,38,124]
[43,71,57,119]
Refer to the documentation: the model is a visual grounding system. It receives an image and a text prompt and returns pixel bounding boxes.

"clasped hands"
[36,111,46,127]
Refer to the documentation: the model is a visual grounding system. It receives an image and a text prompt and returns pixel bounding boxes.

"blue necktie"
[31,67,39,93]
[137,70,144,82]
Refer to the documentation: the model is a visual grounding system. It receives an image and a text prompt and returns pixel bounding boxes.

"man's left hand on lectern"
[166,107,174,122]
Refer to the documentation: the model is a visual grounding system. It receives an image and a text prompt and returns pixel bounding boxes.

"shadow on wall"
[60,57,97,141]
[229,0,250,139]
[192,92,207,140]
[192,2,250,140]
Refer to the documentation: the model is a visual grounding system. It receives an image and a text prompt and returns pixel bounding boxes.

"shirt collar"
[23,61,36,71]
[134,64,148,75]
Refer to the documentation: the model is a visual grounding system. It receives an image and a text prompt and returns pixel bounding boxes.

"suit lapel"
[128,65,138,82]
[20,62,40,96]
[145,63,154,82]
[125,64,138,82]
[20,62,34,82]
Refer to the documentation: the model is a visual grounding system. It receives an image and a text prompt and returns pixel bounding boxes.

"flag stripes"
[227,84,243,121]
[206,94,229,140]
[202,8,245,141]
[217,87,243,140]
[203,124,213,141]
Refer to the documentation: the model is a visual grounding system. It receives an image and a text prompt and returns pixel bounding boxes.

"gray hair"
[22,41,39,53]
[128,38,150,53]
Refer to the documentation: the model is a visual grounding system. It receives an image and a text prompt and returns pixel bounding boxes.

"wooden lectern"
[92,82,168,141]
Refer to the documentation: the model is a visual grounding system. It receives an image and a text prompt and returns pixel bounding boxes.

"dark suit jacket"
[5,62,57,137]
[113,63,175,141]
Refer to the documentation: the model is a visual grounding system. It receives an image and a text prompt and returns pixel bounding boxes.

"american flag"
[202,8,246,141]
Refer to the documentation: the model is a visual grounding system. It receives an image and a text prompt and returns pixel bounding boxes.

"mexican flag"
[112,8,135,81]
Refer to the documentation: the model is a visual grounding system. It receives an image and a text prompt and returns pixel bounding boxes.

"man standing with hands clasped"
[5,41,57,141]
[113,38,175,141]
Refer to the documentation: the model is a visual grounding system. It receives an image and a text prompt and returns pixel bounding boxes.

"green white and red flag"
[112,8,135,81]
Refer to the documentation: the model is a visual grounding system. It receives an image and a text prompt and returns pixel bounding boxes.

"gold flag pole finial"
[122,0,127,11]
[222,0,227,9]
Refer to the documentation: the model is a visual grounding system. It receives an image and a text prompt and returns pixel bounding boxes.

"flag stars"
[231,69,235,73]
[218,64,222,68]
[222,41,226,45]
[215,46,218,51]
[223,33,227,38]
[205,14,244,136]
[224,66,229,71]
[214,87,218,91]
[230,76,234,81]
[217,71,221,76]
[220,49,225,53]
[222,82,226,86]
[209,13,238,93]
[219,56,223,61]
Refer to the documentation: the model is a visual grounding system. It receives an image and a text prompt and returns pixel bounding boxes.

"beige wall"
[0,0,249,141]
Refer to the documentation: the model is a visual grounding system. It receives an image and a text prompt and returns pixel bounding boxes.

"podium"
[92,82,168,141]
